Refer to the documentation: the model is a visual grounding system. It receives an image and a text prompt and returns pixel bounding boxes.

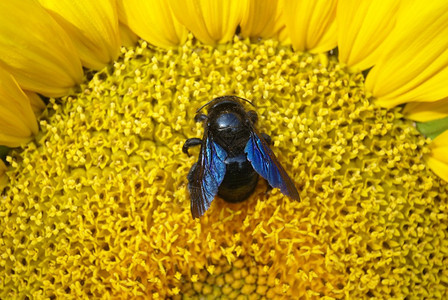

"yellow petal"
[365,0,448,108]
[0,159,7,190]
[0,69,38,147]
[169,0,243,45]
[24,91,46,116]
[403,98,448,122]
[118,0,188,48]
[0,0,83,98]
[240,0,285,39]
[39,0,121,70]
[283,0,338,53]
[119,23,139,48]
[116,1,138,47]
[277,26,291,45]
[337,0,400,71]
[427,129,448,182]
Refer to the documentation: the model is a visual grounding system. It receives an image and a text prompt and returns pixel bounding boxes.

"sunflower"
[1,0,447,299]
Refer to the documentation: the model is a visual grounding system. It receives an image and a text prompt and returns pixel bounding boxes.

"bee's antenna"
[234,96,255,107]
[196,95,255,113]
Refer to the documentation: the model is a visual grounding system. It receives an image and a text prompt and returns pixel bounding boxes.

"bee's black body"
[186,98,260,203]
[183,96,299,218]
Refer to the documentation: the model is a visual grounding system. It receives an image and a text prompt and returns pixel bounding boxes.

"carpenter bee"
[183,96,299,218]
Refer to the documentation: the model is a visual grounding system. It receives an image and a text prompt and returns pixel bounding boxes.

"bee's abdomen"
[218,155,259,203]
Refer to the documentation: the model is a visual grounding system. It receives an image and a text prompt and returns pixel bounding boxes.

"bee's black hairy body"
[188,97,260,203]
[183,95,299,218]
[187,157,259,203]
[208,99,260,202]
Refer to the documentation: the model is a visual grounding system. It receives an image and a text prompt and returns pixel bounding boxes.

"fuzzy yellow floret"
[1,36,447,299]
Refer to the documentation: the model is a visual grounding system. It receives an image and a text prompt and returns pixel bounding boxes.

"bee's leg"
[194,113,208,123]
[247,110,258,124]
[261,133,272,145]
[183,138,202,155]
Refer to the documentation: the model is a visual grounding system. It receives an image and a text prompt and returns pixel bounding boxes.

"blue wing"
[245,131,299,200]
[188,132,227,218]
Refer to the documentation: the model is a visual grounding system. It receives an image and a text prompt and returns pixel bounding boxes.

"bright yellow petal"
[427,129,448,182]
[283,0,338,53]
[276,26,291,45]
[240,0,285,39]
[118,0,188,48]
[427,156,448,182]
[119,23,139,48]
[337,0,400,71]
[403,98,448,122]
[430,129,448,147]
[116,1,138,47]
[0,69,38,147]
[0,0,83,98]
[169,0,243,45]
[24,91,46,116]
[365,0,448,108]
[38,0,121,70]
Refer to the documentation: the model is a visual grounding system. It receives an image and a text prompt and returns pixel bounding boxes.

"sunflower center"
[1,36,446,299]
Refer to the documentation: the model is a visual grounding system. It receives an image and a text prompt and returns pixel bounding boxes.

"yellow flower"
[1,1,448,299]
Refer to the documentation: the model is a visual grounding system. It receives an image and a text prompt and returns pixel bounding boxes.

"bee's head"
[199,96,253,146]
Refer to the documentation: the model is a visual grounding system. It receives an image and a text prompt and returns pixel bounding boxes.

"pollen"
[1,35,447,299]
